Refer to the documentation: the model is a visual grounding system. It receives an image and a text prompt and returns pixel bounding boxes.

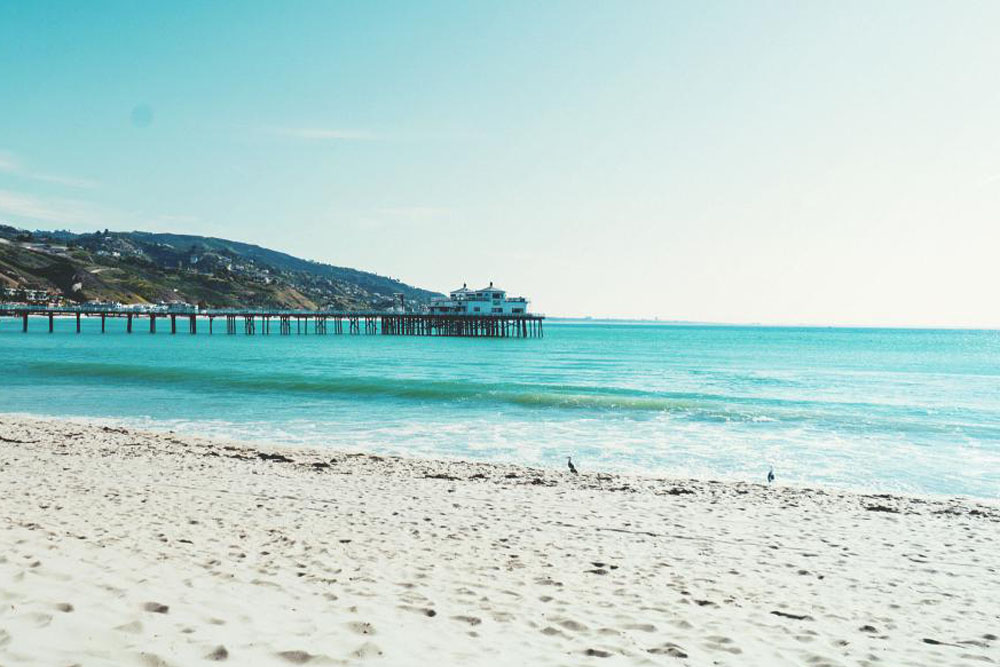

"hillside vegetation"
[0,225,441,310]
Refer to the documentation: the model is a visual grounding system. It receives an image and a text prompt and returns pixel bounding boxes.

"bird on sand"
[567,456,578,474]
[767,468,775,484]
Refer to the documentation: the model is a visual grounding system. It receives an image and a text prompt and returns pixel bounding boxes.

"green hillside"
[0,225,441,310]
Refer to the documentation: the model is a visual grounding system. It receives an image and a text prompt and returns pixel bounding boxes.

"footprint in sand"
[205,645,229,661]
[648,643,688,658]
[704,636,742,655]
[136,652,170,667]
[278,651,329,665]
[584,648,613,657]
[115,620,144,634]
[554,617,588,632]
[350,642,384,659]
[624,623,656,632]
[451,615,482,626]
[26,612,53,628]
[346,621,377,635]
[277,650,318,664]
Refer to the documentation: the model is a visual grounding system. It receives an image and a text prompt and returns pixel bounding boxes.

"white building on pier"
[428,282,529,315]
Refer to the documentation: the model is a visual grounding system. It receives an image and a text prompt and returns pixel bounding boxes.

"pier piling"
[2,307,544,339]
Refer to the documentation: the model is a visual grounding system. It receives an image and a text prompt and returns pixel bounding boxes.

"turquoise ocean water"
[1,317,998,499]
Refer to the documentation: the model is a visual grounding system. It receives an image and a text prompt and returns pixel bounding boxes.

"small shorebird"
[567,456,578,474]
[767,468,775,484]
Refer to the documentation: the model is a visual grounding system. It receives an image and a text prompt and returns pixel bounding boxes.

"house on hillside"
[428,282,529,315]
[1,287,58,304]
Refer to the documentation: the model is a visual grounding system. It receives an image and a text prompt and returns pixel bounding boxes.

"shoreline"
[1,414,998,665]
[3,410,994,505]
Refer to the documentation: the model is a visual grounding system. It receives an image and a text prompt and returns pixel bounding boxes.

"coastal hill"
[0,225,442,310]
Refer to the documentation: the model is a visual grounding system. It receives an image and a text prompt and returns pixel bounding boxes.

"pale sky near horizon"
[2,1,999,326]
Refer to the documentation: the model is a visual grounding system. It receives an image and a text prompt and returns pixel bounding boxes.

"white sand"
[0,415,997,666]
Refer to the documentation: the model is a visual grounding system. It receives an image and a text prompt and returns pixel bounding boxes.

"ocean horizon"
[3,318,997,500]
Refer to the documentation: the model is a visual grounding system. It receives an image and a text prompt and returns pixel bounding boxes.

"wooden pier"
[0,306,544,339]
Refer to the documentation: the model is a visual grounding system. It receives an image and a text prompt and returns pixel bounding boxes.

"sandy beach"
[0,415,997,666]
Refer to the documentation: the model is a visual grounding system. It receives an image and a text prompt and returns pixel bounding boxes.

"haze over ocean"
[4,319,998,498]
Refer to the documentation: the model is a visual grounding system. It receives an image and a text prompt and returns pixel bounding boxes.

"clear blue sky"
[2,1,999,325]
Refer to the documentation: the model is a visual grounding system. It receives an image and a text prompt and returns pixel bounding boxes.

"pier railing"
[0,305,544,338]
